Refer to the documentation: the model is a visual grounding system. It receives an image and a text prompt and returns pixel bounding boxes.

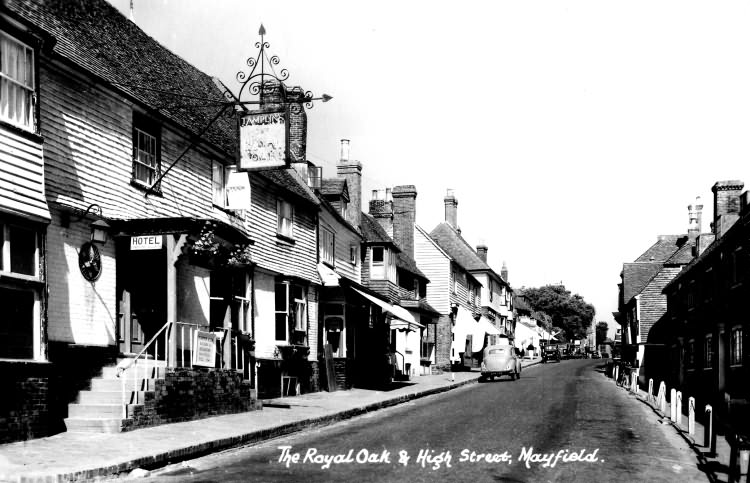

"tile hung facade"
[615,196,710,387]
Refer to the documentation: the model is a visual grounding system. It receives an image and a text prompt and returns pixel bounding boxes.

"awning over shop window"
[389,307,425,332]
[478,316,502,336]
[451,307,480,362]
[317,263,340,286]
[351,287,393,313]
[350,287,419,327]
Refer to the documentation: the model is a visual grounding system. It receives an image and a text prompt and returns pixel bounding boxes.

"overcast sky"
[109,0,750,335]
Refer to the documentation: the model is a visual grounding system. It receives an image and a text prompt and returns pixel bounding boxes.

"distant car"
[542,348,561,363]
[480,344,522,381]
[591,351,601,359]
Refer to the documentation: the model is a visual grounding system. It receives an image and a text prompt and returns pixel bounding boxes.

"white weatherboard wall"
[414,225,450,314]
[46,206,116,345]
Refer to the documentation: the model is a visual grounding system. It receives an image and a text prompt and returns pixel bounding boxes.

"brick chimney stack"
[444,189,458,230]
[369,189,393,237]
[476,244,488,263]
[712,180,744,238]
[392,185,417,258]
[259,81,307,164]
[337,139,362,228]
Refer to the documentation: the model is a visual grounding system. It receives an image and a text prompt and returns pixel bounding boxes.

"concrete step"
[101,365,166,379]
[68,403,124,418]
[77,390,127,404]
[116,357,167,367]
[90,377,155,392]
[64,417,123,433]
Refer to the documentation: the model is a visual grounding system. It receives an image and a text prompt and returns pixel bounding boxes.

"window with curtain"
[132,115,161,190]
[277,199,294,238]
[212,161,227,207]
[319,228,334,265]
[0,31,35,131]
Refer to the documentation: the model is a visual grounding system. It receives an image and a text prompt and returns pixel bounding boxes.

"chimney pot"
[444,189,458,229]
[340,139,350,161]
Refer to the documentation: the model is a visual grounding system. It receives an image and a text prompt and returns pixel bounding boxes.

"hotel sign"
[238,109,289,170]
[130,235,163,251]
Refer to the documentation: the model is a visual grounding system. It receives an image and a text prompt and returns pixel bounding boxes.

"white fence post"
[657,382,667,413]
[648,378,654,402]
[688,397,695,436]
[671,388,677,422]
[676,391,683,426]
[613,364,619,384]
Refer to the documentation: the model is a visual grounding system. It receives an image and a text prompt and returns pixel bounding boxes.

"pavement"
[0,357,541,482]
[610,372,742,483]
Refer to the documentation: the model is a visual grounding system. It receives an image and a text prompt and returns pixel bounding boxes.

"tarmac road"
[136,360,708,483]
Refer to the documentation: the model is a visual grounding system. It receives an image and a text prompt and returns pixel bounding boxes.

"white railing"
[116,321,251,419]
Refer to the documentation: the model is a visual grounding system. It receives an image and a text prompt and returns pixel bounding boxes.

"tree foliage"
[521,284,595,341]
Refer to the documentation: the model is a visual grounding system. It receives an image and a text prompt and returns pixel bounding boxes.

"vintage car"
[542,347,561,363]
[480,344,522,381]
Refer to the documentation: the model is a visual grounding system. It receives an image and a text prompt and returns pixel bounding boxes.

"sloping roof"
[634,235,687,262]
[256,169,320,206]
[665,239,695,265]
[622,262,663,303]
[320,178,348,200]
[7,0,236,155]
[430,222,491,272]
[429,222,507,286]
[360,213,397,246]
[399,299,440,316]
[317,196,361,238]
[395,252,427,280]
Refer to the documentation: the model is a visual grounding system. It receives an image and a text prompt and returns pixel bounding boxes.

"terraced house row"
[616,180,749,428]
[0,0,514,443]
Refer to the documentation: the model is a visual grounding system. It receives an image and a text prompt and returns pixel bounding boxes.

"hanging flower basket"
[187,221,253,268]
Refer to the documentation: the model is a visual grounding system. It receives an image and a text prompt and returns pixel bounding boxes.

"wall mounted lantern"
[90,218,110,245]
[61,204,110,282]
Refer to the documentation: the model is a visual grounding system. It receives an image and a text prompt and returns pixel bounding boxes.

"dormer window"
[1,31,35,131]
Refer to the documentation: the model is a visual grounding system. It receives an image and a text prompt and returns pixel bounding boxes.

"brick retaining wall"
[123,367,259,432]
[0,361,51,443]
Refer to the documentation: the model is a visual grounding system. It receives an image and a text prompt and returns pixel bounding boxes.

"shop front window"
[0,220,42,360]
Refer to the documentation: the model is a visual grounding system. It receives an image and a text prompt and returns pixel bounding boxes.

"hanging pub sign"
[192,330,217,367]
[237,108,290,171]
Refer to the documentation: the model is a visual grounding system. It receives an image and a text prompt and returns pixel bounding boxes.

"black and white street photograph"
[1,1,749,481]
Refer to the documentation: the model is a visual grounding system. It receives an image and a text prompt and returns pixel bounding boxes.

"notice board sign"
[130,235,163,251]
[225,170,251,210]
[192,330,217,367]
[238,110,289,170]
